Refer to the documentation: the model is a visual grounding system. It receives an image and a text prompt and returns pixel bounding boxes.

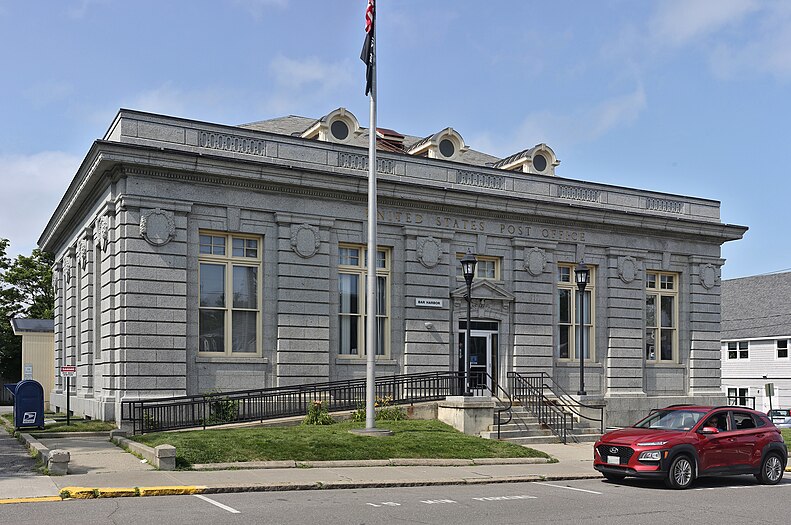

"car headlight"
[636,441,668,446]
[638,451,662,461]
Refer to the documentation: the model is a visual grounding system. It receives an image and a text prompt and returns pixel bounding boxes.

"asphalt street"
[1,476,789,524]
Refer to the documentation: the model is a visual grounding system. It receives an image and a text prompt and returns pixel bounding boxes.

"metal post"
[465,284,472,396]
[575,262,589,396]
[66,376,70,426]
[365,28,378,431]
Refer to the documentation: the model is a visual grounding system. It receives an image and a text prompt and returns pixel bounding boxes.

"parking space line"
[535,482,602,495]
[193,494,241,514]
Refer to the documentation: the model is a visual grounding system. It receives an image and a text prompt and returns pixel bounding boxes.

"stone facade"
[39,109,747,426]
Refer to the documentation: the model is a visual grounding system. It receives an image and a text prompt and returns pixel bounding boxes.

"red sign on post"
[60,366,76,378]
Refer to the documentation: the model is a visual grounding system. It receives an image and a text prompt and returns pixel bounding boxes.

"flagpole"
[365,9,378,432]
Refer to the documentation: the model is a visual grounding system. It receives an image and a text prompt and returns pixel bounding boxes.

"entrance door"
[458,321,499,394]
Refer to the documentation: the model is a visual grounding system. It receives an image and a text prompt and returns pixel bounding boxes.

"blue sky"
[0,0,788,280]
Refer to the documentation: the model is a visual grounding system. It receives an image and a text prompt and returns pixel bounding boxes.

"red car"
[594,405,787,489]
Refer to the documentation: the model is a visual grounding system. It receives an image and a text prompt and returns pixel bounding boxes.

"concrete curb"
[191,456,551,471]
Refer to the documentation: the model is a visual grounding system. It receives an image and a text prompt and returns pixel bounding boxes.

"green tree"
[0,238,54,381]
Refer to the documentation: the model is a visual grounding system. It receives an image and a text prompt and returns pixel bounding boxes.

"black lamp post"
[460,250,478,396]
[575,262,590,396]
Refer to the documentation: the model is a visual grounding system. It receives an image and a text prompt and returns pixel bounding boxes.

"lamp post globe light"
[460,250,478,396]
[575,262,590,396]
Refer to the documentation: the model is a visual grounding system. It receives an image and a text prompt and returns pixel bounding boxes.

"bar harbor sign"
[416,298,445,308]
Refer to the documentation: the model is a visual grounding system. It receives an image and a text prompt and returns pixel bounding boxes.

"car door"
[697,411,731,473]
[730,411,761,468]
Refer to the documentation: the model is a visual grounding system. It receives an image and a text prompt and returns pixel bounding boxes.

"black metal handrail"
[122,371,500,435]
[508,372,568,443]
[513,371,604,433]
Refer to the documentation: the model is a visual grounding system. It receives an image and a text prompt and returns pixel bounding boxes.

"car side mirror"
[699,426,719,435]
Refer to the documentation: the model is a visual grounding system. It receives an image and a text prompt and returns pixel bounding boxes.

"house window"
[456,254,500,280]
[728,387,749,407]
[557,264,595,361]
[645,271,678,362]
[198,233,261,355]
[338,245,390,357]
[777,340,788,359]
[727,341,749,360]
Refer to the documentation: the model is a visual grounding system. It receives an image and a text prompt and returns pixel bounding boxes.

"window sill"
[645,362,683,368]
[335,358,397,366]
[196,355,268,364]
[555,361,602,367]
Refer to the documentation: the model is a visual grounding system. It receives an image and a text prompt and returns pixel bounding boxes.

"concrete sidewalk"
[0,423,598,502]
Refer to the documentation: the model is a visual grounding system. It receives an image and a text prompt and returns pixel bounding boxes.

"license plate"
[606,456,621,465]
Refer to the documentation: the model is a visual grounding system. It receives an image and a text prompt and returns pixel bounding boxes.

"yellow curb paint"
[0,496,62,505]
[138,486,203,497]
[97,488,139,498]
[59,487,99,499]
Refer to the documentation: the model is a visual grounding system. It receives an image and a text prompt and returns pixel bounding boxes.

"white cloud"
[649,0,758,48]
[263,55,355,114]
[0,152,80,257]
[482,86,647,158]
[709,5,791,80]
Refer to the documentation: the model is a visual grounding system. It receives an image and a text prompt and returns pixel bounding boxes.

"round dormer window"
[533,153,547,172]
[331,120,349,141]
[439,138,456,158]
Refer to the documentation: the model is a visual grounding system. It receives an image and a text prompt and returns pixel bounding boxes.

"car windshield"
[633,409,706,431]
[769,410,790,417]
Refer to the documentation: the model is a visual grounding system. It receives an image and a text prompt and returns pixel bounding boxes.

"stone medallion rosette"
[416,236,442,268]
[291,223,321,258]
[524,247,546,276]
[140,208,176,246]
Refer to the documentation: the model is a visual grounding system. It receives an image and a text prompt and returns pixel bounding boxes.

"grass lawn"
[133,419,550,468]
[0,412,116,433]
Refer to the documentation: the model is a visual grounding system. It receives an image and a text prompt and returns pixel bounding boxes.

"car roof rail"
[666,404,695,408]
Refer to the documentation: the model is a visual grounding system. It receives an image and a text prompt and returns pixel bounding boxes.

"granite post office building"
[40,108,747,426]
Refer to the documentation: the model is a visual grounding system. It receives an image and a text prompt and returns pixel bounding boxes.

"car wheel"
[756,454,784,485]
[665,455,694,489]
[603,472,626,482]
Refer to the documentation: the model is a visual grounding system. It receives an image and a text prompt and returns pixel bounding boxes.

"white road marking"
[472,495,537,501]
[193,494,241,514]
[367,502,401,507]
[535,483,602,495]
[420,499,457,504]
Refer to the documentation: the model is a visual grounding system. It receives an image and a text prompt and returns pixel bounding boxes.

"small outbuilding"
[11,318,55,411]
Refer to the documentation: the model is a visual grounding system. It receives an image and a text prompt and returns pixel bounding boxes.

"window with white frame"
[557,264,595,361]
[777,340,789,359]
[645,272,678,362]
[338,245,390,357]
[727,341,749,360]
[198,232,261,355]
[455,254,500,280]
[727,387,749,407]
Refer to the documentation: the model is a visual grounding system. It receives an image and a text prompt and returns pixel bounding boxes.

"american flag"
[360,0,375,96]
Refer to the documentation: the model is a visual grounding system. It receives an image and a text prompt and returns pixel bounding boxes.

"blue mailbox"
[3,380,45,429]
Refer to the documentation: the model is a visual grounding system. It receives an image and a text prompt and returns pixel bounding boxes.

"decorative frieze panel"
[199,131,266,156]
[290,223,321,258]
[416,236,442,268]
[140,208,176,247]
[646,197,684,214]
[337,152,396,174]
[558,185,600,203]
[456,170,504,190]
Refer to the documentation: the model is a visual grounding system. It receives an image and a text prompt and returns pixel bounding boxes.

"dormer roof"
[240,108,557,174]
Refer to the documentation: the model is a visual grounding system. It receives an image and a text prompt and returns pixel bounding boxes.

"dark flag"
[360,0,375,96]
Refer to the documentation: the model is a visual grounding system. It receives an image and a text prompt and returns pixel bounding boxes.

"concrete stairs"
[480,406,602,445]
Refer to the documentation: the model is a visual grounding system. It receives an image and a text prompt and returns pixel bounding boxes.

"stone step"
[487,433,602,445]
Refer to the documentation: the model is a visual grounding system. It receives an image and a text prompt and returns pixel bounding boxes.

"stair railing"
[508,372,568,443]
[511,371,604,434]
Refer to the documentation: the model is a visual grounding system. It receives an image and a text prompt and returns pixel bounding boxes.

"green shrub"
[351,396,406,422]
[303,400,335,425]
[205,390,240,424]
